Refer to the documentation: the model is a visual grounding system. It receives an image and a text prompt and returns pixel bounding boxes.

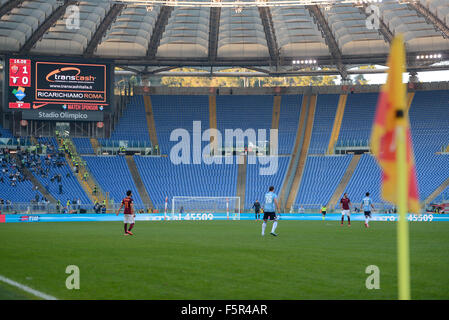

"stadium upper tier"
[0,0,448,73]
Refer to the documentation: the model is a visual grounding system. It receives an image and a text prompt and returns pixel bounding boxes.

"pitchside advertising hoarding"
[2,213,449,223]
[5,57,112,121]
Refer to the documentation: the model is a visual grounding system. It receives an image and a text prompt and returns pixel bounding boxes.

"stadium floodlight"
[234,1,243,13]
[172,196,241,220]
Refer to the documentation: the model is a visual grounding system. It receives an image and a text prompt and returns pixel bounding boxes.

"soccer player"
[252,200,261,220]
[340,193,351,227]
[262,186,280,237]
[361,192,375,228]
[116,190,135,235]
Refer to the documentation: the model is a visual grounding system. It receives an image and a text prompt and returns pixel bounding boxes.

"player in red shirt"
[340,193,352,227]
[116,190,135,235]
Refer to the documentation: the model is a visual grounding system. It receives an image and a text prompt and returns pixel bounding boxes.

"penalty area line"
[0,274,58,300]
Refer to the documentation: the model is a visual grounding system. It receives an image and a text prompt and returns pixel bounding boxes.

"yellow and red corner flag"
[370,35,420,214]
[371,35,420,300]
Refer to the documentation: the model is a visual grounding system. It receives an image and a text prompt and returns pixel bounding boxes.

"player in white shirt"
[262,186,280,237]
[361,192,375,228]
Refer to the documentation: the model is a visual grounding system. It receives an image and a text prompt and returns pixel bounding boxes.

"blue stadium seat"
[245,156,290,210]
[83,156,143,206]
[151,95,210,155]
[73,138,94,154]
[295,155,353,206]
[309,94,339,154]
[278,95,302,154]
[134,155,238,208]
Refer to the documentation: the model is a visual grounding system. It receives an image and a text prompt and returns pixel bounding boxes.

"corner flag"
[370,35,420,300]
[370,35,420,214]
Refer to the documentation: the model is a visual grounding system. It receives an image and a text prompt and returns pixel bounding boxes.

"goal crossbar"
[171,196,240,219]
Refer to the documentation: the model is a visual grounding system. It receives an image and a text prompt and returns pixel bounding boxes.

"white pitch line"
[0,275,58,300]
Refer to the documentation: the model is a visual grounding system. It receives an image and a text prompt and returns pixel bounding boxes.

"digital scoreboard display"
[6,57,112,121]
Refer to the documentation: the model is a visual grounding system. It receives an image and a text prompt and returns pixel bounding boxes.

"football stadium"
[0,0,448,303]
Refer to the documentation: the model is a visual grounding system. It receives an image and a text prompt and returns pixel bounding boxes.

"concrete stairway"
[279,94,309,210]
[327,94,347,154]
[327,154,361,210]
[424,176,449,204]
[125,155,153,209]
[285,94,317,210]
[236,154,247,212]
[60,138,107,205]
[143,95,159,149]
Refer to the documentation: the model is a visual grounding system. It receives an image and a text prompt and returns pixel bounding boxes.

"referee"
[252,200,261,220]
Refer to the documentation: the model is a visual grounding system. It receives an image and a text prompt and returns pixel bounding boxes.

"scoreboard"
[5,57,112,121]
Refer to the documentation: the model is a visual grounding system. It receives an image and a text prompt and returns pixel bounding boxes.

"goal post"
[171,196,241,220]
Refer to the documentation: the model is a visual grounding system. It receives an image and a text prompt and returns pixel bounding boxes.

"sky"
[361,70,449,85]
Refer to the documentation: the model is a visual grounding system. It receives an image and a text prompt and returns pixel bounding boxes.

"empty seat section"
[409,90,449,200]
[278,95,302,154]
[337,93,378,146]
[101,95,151,144]
[73,138,95,154]
[83,156,143,206]
[343,154,382,205]
[245,156,290,210]
[309,94,339,154]
[216,95,273,149]
[134,156,238,208]
[151,95,209,154]
[295,155,353,206]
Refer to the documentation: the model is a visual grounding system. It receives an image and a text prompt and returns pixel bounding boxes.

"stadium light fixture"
[292,58,318,65]
[234,0,243,13]
[416,53,443,61]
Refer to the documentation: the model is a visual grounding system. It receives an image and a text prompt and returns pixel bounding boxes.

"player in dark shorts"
[252,200,261,220]
[262,186,280,236]
[361,192,375,228]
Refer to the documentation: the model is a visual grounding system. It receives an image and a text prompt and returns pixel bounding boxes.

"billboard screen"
[6,57,112,121]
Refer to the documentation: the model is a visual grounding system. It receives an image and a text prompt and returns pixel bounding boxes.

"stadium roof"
[0,0,448,78]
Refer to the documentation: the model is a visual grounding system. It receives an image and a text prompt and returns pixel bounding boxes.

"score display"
[6,57,111,121]
[8,59,32,109]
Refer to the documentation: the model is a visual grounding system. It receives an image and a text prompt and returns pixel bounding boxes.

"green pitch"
[0,221,448,300]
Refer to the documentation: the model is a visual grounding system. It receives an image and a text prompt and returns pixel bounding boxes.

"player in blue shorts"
[262,186,280,237]
[361,192,375,228]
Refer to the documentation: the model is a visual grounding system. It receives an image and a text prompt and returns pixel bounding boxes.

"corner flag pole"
[396,111,411,300]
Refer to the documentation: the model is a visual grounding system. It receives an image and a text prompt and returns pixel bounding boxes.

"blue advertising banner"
[2,213,449,223]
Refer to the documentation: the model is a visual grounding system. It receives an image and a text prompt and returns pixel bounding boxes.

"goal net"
[171,196,240,220]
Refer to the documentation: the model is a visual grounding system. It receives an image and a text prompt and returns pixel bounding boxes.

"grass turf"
[0,220,448,300]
